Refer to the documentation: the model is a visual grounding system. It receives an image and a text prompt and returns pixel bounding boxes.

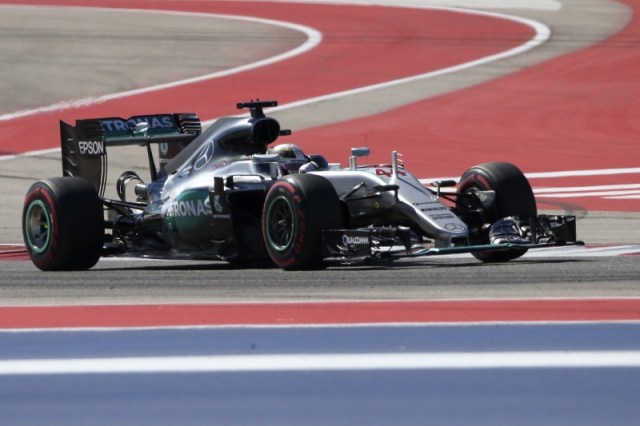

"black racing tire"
[262,173,343,270]
[456,162,536,262]
[22,177,104,271]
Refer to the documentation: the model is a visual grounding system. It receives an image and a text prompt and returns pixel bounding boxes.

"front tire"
[262,173,343,270]
[456,162,536,262]
[22,177,104,270]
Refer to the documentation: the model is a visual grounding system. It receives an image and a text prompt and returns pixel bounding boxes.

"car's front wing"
[322,214,582,264]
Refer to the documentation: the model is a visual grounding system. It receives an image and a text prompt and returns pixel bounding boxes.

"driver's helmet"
[268,143,308,173]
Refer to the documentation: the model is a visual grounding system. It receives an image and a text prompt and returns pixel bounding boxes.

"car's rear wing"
[60,113,200,197]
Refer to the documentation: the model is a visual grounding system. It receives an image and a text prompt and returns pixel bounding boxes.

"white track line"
[0,350,638,375]
[227,6,550,123]
[540,190,640,198]
[527,168,640,178]
[6,4,634,204]
[420,170,640,199]
[607,194,640,200]
[0,5,322,123]
[421,167,640,184]
[428,245,640,259]
[232,0,562,11]
[535,184,640,199]
[522,245,640,257]
[0,2,550,156]
[534,184,640,194]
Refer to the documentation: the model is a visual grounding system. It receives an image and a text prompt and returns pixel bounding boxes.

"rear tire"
[262,173,343,270]
[22,177,104,270]
[456,162,536,262]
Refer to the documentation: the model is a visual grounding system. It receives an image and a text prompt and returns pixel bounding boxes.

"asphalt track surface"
[0,1,640,424]
[0,0,638,300]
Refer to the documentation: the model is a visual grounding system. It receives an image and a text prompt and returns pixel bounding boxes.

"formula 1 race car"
[22,100,581,271]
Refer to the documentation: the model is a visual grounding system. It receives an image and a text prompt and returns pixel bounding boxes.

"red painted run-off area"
[1,299,639,329]
[291,0,640,212]
[2,1,639,213]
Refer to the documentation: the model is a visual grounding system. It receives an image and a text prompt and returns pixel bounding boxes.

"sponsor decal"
[194,141,214,171]
[211,194,231,219]
[164,190,215,245]
[376,168,406,177]
[421,206,448,212]
[166,197,211,218]
[342,234,369,246]
[430,213,455,221]
[445,223,466,232]
[213,195,224,214]
[412,200,439,206]
[101,115,175,133]
[78,140,104,156]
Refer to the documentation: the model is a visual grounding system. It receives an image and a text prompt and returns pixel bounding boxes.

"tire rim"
[24,200,51,254]
[266,196,295,252]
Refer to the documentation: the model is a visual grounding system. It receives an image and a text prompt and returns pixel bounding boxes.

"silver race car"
[22,100,580,270]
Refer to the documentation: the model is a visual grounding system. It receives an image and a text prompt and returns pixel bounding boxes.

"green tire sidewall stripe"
[266,195,295,253]
[25,199,51,255]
